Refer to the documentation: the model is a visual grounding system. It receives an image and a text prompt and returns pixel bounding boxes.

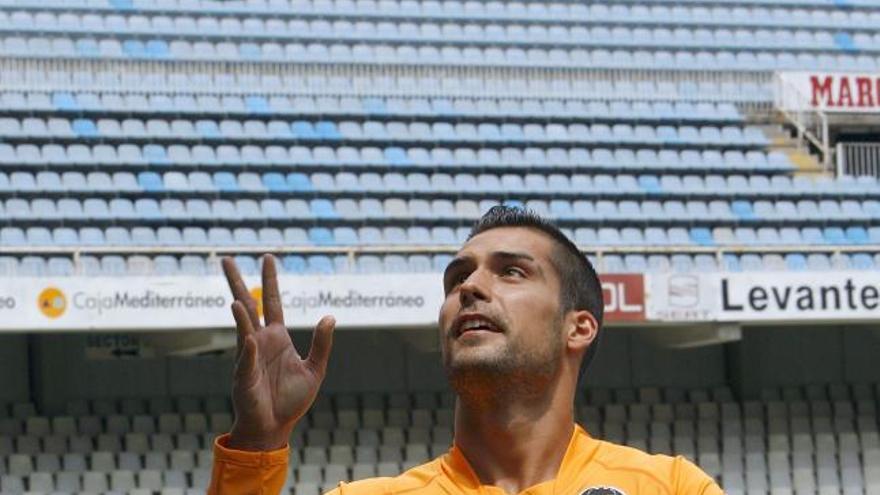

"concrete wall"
[12,324,880,413]
[0,335,30,403]
[732,325,880,398]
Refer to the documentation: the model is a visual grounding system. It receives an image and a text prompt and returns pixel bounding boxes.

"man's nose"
[459,270,490,306]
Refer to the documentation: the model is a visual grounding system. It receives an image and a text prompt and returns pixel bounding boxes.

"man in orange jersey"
[209,206,723,494]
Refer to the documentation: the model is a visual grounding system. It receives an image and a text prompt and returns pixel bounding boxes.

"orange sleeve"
[674,456,724,495]
[207,433,290,495]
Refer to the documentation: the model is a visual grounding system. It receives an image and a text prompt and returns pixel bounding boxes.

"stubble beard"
[444,314,563,406]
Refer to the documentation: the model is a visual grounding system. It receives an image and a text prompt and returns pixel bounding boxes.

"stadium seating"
[0,384,878,494]
[1,3,880,495]
[0,86,876,275]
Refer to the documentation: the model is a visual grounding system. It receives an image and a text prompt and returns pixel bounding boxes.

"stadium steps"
[786,149,826,177]
[756,124,827,177]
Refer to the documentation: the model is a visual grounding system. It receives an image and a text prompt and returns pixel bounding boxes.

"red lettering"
[838,76,853,107]
[810,75,835,107]
[855,77,874,107]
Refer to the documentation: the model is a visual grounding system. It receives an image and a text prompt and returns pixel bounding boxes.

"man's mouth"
[453,314,503,337]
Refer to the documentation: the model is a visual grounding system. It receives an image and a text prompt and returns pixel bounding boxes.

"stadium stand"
[1,0,880,494]
[1,384,879,495]
[0,0,878,276]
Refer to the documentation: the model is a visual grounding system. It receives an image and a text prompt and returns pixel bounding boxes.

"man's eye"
[504,266,525,277]
[448,273,468,288]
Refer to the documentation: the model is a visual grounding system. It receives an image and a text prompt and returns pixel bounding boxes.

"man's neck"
[453,382,575,494]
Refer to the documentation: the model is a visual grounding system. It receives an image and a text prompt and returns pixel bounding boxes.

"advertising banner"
[0,273,646,332]
[716,271,880,321]
[645,273,717,322]
[647,271,880,323]
[776,71,880,113]
[601,274,646,322]
[0,274,443,332]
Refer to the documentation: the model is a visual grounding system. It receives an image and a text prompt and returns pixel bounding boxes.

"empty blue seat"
[823,227,846,244]
[689,228,714,246]
[72,119,98,137]
[731,201,756,221]
[332,227,359,245]
[638,175,662,194]
[850,254,874,270]
[145,39,169,58]
[801,227,825,245]
[721,254,741,272]
[291,121,317,139]
[806,254,833,271]
[308,227,335,246]
[357,255,383,274]
[245,96,271,114]
[123,40,147,57]
[213,172,239,192]
[76,39,100,56]
[384,147,409,166]
[384,255,409,273]
[282,255,307,274]
[307,256,335,274]
[287,173,312,192]
[845,226,868,244]
[143,144,169,165]
[53,92,78,111]
[234,255,259,276]
[196,120,221,139]
[785,254,808,271]
[834,32,857,52]
[363,97,386,115]
[310,199,338,219]
[315,121,341,140]
[137,172,163,192]
[263,173,289,192]
[135,199,163,221]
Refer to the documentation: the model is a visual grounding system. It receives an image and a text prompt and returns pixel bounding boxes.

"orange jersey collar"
[441,424,601,494]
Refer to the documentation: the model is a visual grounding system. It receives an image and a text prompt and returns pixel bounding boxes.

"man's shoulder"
[329,456,445,494]
[588,440,716,490]
[592,439,678,471]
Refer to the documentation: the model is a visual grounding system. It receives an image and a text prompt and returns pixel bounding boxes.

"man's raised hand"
[222,254,335,451]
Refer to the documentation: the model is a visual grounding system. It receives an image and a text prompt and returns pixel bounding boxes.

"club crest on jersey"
[578,486,627,495]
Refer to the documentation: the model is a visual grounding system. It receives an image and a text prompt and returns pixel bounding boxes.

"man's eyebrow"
[492,251,544,275]
[443,251,540,281]
[442,256,470,280]
[492,251,536,263]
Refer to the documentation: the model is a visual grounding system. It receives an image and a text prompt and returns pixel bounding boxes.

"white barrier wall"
[648,271,880,323]
[2,272,877,332]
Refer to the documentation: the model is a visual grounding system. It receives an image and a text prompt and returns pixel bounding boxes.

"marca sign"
[777,71,880,113]
[648,271,880,323]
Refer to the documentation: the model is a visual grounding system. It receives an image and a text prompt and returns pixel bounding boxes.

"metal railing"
[773,72,833,171]
[0,58,774,107]
[837,142,880,179]
[1,244,877,276]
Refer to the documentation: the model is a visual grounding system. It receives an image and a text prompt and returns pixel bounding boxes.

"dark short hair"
[467,205,604,380]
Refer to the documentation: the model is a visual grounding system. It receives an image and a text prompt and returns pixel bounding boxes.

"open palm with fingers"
[221,255,335,451]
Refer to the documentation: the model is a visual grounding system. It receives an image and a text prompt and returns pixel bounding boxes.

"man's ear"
[566,309,598,354]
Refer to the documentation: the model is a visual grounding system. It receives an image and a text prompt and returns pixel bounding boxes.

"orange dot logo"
[249,287,263,319]
[38,287,67,319]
